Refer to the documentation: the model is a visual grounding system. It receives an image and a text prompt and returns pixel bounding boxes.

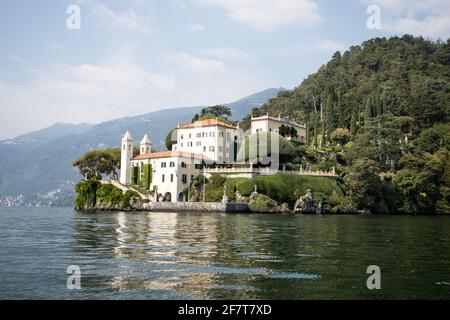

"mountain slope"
[0,88,282,206]
[242,36,449,135]
[241,36,450,214]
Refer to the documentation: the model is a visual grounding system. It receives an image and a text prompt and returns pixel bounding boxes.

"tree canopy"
[239,36,450,214]
[73,148,120,180]
[192,105,232,122]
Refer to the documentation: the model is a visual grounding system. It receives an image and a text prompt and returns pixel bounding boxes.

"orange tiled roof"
[133,151,209,161]
[178,118,237,130]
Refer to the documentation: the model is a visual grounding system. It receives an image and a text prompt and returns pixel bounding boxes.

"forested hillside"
[242,36,450,214]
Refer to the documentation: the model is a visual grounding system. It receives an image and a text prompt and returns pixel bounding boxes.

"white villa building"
[119,130,205,203]
[250,114,307,143]
[118,117,314,203]
[172,118,240,165]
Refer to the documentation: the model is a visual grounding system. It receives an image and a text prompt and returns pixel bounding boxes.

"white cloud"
[0,56,273,139]
[0,61,175,139]
[49,43,64,49]
[364,0,450,39]
[186,22,205,32]
[193,47,252,61]
[365,0,450,15]
[384,15,450,39]
[164,52,226,73]
[197,0,322,30]
[313,40,346,53]
[277,39,346,56]
[91,3,151,32]
[8,55,25,63]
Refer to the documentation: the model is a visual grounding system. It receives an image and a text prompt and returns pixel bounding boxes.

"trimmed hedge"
[142,164,152,190]
[132,166,139,185]
[236,174,343,205]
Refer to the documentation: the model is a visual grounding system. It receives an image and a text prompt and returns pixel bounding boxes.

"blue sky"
[0,0,449,139]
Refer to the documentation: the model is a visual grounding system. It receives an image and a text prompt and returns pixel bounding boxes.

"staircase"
[101,179,152,200]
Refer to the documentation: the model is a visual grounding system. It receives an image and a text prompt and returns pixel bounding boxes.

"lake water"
[0,207,449,300]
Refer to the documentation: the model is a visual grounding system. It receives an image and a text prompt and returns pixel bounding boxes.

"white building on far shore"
[251,113,307,143]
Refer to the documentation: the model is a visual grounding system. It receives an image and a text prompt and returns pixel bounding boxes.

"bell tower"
[120,131,133,185]
[140,134,152,155]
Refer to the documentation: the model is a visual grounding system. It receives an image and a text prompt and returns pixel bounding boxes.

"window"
[182,174,187,184]
[189,133,192,138]
[195,164,202,169]
[209,132,215,137]
[196,141,201,146]
[180,143,183,147]
[219,132,224,138]
[162,174,165,183]
[196,133,201,138]
[180,134,184,140]
[187,142,193,147]
[170,174,174,182]
[181,162,187,168]
[161,162,166,168]
[209,146,215,152]
[203,146,207,152]
[170,162,175,167]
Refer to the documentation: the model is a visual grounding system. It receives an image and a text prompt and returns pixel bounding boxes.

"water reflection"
[69,212,450,299]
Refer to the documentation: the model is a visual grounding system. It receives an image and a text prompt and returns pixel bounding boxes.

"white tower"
[140,134,152,155]
[120,131,133,185]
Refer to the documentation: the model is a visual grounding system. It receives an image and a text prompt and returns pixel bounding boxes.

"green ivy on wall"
[132,166,139,185]
[142,164,152,190]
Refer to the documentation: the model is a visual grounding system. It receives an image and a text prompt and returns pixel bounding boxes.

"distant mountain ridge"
[2,122,94,146]
[0,88,283,206]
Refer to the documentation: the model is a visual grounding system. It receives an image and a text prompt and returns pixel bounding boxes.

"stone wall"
[145,202,249,213]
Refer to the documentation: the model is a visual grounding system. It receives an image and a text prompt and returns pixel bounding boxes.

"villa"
[251,113,307,143]
[119,116,318,203]
[172,118,241,164]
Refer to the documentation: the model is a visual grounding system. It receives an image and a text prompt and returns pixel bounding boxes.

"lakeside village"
[75,111,345,214]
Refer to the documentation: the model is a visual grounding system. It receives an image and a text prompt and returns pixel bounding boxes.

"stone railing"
[204,166,336,177]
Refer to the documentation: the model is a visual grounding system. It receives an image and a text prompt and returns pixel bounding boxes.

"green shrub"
[317,160,337,171]
[329,191,355,213]
[96,184,123,206]
[248,194,279,213]
[224,178,246,201]
[122,190,141,208]
[74,179,101,210]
